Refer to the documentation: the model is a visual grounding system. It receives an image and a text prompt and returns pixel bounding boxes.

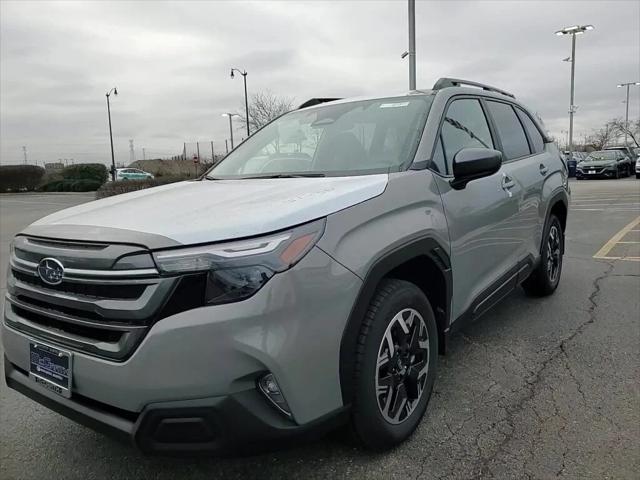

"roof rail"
[432,78,515,99]
[298,98,342,109]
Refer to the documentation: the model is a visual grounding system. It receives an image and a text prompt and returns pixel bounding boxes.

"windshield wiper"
[242,173,326,179]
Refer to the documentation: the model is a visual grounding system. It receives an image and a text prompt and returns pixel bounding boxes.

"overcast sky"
[1,0,639,166]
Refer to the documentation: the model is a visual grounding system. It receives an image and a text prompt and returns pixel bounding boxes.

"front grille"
[11,305,123,343]
[12,269,146,300]
[5,236,183,361]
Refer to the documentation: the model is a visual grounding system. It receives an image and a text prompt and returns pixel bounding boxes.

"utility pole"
[555,25,593,162]
[617,82,640,146]
[129,139,135,163]
[231,68,250,137]
[211,141,214,163]
[105,87,118,181]
[222,113,239,150]
[22,146,27,164]
[225,139,229,154]
[408,0,416,90]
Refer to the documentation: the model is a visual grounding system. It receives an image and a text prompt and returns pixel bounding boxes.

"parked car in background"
[634,149,640,179]
[576,150,632,179]
[116,168,154,181]
[604,145,638,162]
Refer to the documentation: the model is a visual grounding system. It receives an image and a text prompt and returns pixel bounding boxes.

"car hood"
[579,159,616,167]
[24,176,388,248]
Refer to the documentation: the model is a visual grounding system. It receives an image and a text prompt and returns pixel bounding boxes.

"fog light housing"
[258,373,292,418]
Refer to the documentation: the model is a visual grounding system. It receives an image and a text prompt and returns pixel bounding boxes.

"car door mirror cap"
[450,148,503,190]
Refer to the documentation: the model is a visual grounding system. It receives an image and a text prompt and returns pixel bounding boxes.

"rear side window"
[440,99,494,172]
[486,101,530,160]
[516,108,545,154]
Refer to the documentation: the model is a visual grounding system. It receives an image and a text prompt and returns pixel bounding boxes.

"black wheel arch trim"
[338,235,452,405]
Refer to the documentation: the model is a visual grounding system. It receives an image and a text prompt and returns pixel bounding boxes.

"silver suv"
[3,78,569,454]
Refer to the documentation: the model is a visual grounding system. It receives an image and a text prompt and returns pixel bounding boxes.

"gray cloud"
[1,0,638,166]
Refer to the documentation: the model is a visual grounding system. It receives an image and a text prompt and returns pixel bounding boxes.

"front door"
[430,97,522,321]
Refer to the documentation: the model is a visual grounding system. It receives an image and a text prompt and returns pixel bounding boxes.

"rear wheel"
[350,279,438,450]
[522,214,564,297]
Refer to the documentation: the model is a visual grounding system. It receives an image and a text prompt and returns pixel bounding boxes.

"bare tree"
[611,118,640,147]
[586,121,618,150]
[237,91,294,134]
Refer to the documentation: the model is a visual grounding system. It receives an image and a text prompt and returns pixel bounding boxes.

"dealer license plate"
[29,341,72,398]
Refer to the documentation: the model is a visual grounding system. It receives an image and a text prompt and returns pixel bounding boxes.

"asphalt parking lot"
[1,180,639,480]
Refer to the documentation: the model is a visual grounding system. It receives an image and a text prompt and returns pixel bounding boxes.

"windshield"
[585,151,618,161]
[207,96,432,179]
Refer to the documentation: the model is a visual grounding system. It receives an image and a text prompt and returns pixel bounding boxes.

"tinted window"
[440,99,494,172]
[487,101,530,160]
[517,108,545,153]
[430,135,446,174]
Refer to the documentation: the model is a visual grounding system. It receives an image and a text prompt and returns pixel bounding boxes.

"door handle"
[539,163,548,175]
[501,173,515,197]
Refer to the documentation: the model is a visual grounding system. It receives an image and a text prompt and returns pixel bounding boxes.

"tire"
[350,279,438,451]
[636,173,640,179]
[522,214,564,297]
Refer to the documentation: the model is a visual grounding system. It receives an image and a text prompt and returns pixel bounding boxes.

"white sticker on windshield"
[379,102,410,108]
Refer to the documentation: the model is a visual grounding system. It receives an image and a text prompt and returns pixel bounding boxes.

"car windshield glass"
[586,151,617,160]
[206,96,432,179]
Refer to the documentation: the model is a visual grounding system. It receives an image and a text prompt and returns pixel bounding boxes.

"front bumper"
[2,246,362,453]
[4,360,347,455]
[575,167,617,179]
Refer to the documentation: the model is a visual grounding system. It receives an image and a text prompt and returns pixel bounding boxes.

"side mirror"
[450,148,502,190]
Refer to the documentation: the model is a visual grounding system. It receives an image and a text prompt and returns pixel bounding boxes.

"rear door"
[430,97,522,321]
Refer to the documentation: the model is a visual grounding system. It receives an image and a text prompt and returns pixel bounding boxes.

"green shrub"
[0,165,45,192]
[61,163,108,183]
[40,179,103,192]
[96,175,190,199]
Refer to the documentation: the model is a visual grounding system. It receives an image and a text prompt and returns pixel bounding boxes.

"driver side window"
[440,99,494,173]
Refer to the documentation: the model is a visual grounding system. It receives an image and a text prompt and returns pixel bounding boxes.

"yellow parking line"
[593,216,640,260]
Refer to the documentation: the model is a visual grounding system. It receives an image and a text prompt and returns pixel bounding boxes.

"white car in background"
[115,168,154,181]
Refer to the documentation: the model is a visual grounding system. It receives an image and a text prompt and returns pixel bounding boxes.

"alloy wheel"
[375,308,430,424]
[546,224,561,284]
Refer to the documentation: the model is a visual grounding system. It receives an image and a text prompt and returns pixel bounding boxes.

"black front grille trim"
[11,305,123,343]
[12,269,146,300]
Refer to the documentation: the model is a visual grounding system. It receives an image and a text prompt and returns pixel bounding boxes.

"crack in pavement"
[466,261,616,480]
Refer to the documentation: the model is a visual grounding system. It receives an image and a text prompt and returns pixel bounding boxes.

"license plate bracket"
[29,341,72,398]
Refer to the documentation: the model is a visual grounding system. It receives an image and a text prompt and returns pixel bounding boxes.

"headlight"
[153,218,325,305]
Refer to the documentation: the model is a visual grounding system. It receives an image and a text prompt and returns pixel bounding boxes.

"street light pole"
[408,0,416,90]
[222,113,239,150]
[106,87,118,181]
[617,82,640,146]
[555,25,593,161]
[231,68,250,137]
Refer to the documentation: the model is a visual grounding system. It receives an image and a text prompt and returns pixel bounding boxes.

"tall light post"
[222,113,240,150]
[106,87,118,181]
[401,0,416,90]
[230,68,250,137]
[555,24,593,160]
[617,82,640,146]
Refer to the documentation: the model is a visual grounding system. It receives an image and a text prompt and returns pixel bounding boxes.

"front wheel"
[350,279,438,450]
[522,214,564,297]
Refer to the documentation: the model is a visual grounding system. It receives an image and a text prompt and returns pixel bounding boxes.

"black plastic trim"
[4,359,135,444]
[448,255,535,337]
[338,235,452,404]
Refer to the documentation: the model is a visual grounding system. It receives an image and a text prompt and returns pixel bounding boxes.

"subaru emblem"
[37,257,64,286]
